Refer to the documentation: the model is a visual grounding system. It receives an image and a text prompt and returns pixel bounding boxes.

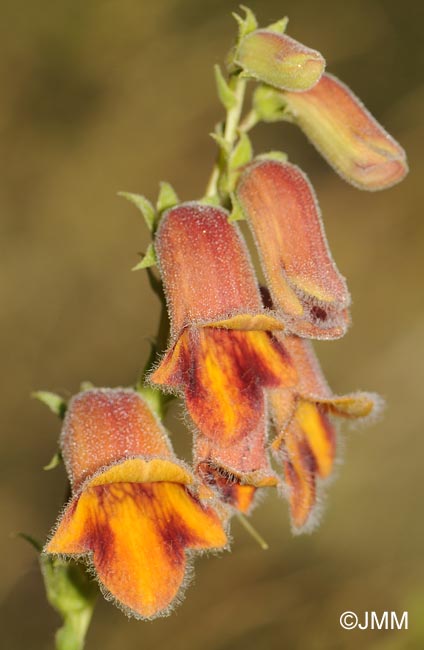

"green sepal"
[228,194,245,222]
[118,192,156,232]
[32,391,67,419]
[44,451,62,471]
[214,64,237,110]
[210,131,232,156]
[17,532,43,552]
[132,243,157,271]
[253,85,290,123]
[80,381,94,392]
[198,195,221,207]
[156,182,179,214]
[40,557,98,650]
[229,132,253,171]
[256,151,288,163]
[265,17,289,34]
[232,6,258,42]
[136,384,173,421]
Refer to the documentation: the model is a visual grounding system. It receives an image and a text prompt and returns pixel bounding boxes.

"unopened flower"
[270,335,379,530]
[44,389,227,619]
[150,203,296,489]
[236,159,350,339]
[283,73,408,190]
[235,29,325,91]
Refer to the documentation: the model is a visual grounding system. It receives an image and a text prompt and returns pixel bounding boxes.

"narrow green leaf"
[229,132,253,170]
[214,64,237,110]
[118,191,156,232]
[132,243,157,270]
[17,532,43,552]
[198,195,221,207]
[44,451,62,471]
[156,182,179,213]
[233,6,258,41]
[32,391,67,418]
[210,132,232,156]
[265,17,289,34]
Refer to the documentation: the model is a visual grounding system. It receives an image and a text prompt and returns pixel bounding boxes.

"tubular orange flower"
[284,73,408,190]
[44,389,227,619]
[150,203,297,485]
[236,159,350,339]
[235,29,325,91]
[270,336,378,530]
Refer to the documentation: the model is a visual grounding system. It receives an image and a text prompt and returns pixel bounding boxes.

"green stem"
[235,512,269,550]
[205,74,247,199]
[41,557,98,650]
[239,108,259,133]
[136,283,173,420]
[224,76,247,145]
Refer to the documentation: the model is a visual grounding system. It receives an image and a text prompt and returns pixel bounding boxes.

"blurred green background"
[1,0,423,648]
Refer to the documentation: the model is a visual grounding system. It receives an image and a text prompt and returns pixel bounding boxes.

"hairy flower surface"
[150,203,296,488]
[284,73,408,190]
[237,159,350,339]
[270,336,378,530]
[44,389,227,619]
[235,29,325,91]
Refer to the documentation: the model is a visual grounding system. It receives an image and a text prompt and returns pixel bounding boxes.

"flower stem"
[235,512,269,550]
[205,74,247,199]
[40,556,98,650]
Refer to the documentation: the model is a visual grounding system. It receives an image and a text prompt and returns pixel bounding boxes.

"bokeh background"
[1,0,423,648]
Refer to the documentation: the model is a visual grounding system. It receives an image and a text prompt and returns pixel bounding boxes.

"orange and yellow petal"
[284,73,408,190]
[235,29,325,91]
[280,422,317,529]
[293,400,336,478]
[155,203,271,338]
[61,389,173,492]
[46,481,227,619]
[272,399,336,481]
[237,160,350,339]
[152,327,296,446]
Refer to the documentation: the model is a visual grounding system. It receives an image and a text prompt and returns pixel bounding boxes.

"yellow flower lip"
[235,29,325,91]
[86,457,193,490]
[45,474,228,620]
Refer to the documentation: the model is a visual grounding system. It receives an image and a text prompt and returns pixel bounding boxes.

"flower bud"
[235,29,325,91]
[284,73,408,190]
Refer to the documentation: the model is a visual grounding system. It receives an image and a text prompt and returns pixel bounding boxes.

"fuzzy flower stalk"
[32,7,407,648]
